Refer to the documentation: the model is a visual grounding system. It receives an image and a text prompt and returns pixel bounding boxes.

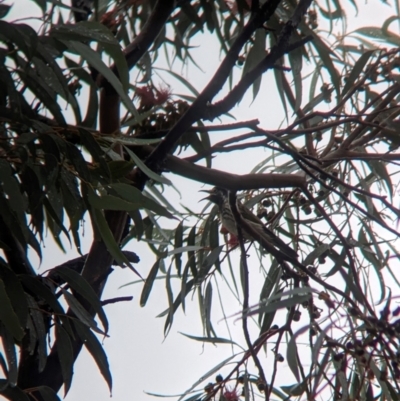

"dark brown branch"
[302,188,374,315]
[102,296,133,306]
[143,0,283,176]
[255,127,400,235]
[341,83,400,148]
[97,0,176,91]
[208,17,312,121]
[323,150,400,162]
[164,154,307,190]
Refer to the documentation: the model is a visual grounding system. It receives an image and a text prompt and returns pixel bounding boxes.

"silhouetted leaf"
[174,221,184,275]
[140,259,161,307]
[0,278,24,341]
[0,323,17,386]
[55,322,73,396]
[73,320,112,392]
[25,294,47,372]
[65,41,138,118]
[342,50,374,98]
[37,386,62,401]
[124,147,171,185]
[54,267,108,334]
[0,263,28,330]
[242,28,266,100]
[179,332,238,345]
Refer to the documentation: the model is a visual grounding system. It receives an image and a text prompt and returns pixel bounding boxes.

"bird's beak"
[199,189,213,202]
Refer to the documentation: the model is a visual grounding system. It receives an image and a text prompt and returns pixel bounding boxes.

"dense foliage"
[0,0,400,400]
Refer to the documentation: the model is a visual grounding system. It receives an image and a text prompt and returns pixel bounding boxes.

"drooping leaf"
[0,262,28,330]
[54,267,108,334]
[341,50,375,98]
[64,41,138,118]
[37,386,62,401]
[124,146,172,185]
[0,278,24,341]
[140,259,161,307]
[73,320,112,392]
[179,332,238,346]
[55,322,74,396]
[25,294,47,372]
[62,290,106,335]
[0,323,18,386]
[174,221,184,276]
[242,28,266,101]
[288,38,303,111]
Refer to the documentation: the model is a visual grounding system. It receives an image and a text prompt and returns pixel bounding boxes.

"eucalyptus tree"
[0,1,399,400]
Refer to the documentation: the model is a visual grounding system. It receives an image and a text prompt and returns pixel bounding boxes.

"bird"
[71,0,93,22]
[201,187,297,261]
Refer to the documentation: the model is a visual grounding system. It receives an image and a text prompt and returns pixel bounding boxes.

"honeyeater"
[202,187,297,261]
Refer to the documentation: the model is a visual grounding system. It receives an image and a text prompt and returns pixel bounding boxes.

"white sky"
[3,1,399,401]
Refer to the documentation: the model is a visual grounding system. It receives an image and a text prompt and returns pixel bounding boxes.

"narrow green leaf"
[110,183,174,218]
[0,263,28,329]
[0,159,27,230]
[140,259,161,307]
[369,160,393,200]
[0,4,11,18]
[65,142,91,182]
[245,294,311,317]
[258,260,281,324]
[0,323,17,386]
[37,386,62,401]
[79,129,110,178]
[55,322,73,396]
[288,42,303,111]
[354,26,400,47]
[90,208,142,277]
[0,21,37,58]
[124,146,172,185]
[65,41,138,118]
[54,267,108,334]
[281,380,308,396]
[287,326,310,383]
[73,320,112,392]
[179,332,238,345]
[242,29,266,101]
[103,135,161,145]
[107,160,135,180]
[62,290,106,336]
[156,67,199,96]
[0,384,30,401]
[204,281,212,337]
[21,276,64,314]
[303,244,331,266]
[187,225,198,278]
[164,264,174,336]
[174,221,184,276]
[52,21,119,44]
[26,294,47,372]
[177,354,237,401]
[273,66,288,120]
[308,30,340,94]
[203,246,223,269]
[88,189,142,212]
[342,50,374,97]
[0,279,24,341]
[167,246,203,256]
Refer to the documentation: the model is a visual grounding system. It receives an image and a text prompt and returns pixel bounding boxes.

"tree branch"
[143,0,283,176]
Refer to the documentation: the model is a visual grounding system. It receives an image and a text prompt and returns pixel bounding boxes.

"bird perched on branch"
[201,187,297,261]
